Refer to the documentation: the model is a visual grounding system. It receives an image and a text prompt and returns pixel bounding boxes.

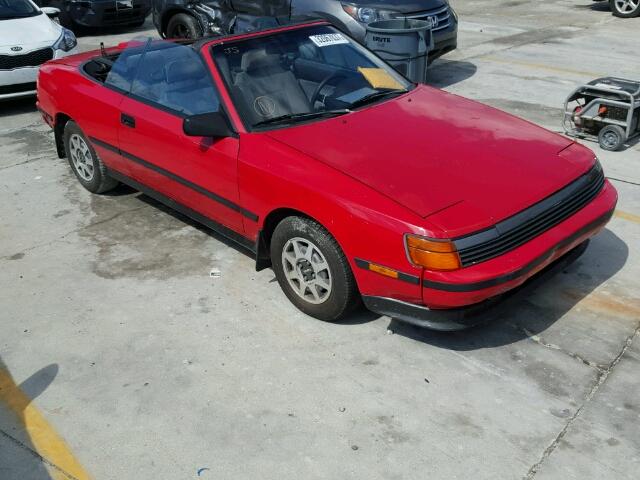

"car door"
[117,40,245,233]
[81,45,144,177]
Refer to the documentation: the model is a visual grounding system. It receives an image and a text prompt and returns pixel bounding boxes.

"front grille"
[454,165,606,267]
[0,82,37,95]
[102,4,145,25]
[397,5,452,32]
[0,48,53,70]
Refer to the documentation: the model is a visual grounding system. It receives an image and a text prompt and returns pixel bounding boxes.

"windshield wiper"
[349,89,407,109]
[253,109,351,128]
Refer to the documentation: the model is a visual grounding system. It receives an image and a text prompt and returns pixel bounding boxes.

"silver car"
[153,0,458,61]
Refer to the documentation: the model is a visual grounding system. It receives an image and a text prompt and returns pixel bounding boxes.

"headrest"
[240,49,281,73]
[165,59,206,84]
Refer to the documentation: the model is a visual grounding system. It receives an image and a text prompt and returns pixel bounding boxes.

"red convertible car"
[37,21,617,330]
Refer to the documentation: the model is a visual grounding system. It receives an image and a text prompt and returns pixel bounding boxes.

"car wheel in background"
[63,121,119,193]
[598,125,626,151]
[166,13,202,39]
[270,217,360,322]
[610,0,640,17]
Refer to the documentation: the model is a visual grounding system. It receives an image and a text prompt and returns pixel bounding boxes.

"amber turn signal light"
[405,235,462,271]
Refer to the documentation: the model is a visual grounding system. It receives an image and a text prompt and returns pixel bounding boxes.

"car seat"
[233,48,311,123]
[160,58,219,115]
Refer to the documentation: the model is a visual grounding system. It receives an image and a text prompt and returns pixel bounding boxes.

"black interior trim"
[89,136,258,221]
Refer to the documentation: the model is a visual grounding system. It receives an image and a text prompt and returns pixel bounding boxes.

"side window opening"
[130,42,221,116]
[84,39,221,117]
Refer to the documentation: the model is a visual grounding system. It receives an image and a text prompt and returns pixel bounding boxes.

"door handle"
[120,113,135,128]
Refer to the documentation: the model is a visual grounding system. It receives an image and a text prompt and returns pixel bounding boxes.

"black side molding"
[107,168,257,255]
[90,136,259,222]
[354,258,420,285]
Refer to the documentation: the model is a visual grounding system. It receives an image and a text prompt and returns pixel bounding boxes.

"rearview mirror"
[183,111,234,138]
[41,7,60,17]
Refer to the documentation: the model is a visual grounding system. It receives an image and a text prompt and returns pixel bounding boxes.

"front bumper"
[363,237,593,331]
[68,0,151,27]
[0,48,77,101]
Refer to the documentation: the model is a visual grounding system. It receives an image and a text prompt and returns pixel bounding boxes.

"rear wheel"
[63,121,118,193]
[610,0,640,17]
[598,125,626,151]
[270,217,359,322]
[166,13,202,39]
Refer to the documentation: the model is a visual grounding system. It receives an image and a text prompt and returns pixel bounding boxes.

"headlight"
[341,3,394,24]
[53,28,77,52]
[405,234,461,271]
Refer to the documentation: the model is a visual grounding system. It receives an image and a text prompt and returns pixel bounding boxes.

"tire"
[598,125,626,151]
[270,216,360,322]
[63,121,119,193]
[609,0,640,17]
[166,13,203,39]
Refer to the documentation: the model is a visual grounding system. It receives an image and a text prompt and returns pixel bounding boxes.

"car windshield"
[0,0,40,20]
[211,25,413,129]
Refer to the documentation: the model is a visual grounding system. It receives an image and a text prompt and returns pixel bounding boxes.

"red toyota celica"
[37,21,617,330]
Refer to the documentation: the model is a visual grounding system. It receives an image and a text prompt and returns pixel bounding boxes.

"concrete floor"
[0,1,639,479]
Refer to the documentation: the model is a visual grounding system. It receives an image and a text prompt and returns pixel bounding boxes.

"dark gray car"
[152,0,457,60]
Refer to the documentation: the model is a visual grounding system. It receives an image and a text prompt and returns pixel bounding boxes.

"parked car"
[36,0,152,31]
[0,0,78,101]
[152,0,457,61]
[594,0,639,18]
[37,21,617,330]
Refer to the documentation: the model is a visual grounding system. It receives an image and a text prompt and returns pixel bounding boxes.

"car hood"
[265,85,595,236]
[0,14,61,49]
[343,0,448,14]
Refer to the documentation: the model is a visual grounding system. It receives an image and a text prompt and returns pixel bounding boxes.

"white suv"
[0,0,78,101]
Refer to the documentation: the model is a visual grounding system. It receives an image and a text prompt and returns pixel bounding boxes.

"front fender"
[239,133,437,303]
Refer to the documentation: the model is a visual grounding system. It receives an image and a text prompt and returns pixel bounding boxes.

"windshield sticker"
[309,34,349,47]
[357,67,405,90]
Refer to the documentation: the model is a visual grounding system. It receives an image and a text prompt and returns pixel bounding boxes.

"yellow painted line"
[481,55,605,78]
[614,210,640,225]
[0,368,90,480]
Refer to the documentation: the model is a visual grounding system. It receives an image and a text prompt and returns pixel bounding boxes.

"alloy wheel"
[614,0,639,13]
[281,237,332,304]
[69,134,94,182]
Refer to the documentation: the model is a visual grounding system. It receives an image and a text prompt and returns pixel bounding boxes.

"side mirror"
[41,7,60,17]
[183,111,234,138]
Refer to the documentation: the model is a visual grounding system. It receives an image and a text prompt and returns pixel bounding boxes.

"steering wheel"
[310,72,346,107]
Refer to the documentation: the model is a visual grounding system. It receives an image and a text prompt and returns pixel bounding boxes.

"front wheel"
[166,13,203,39]
[270,217,360,322]
[610,0,640,17]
